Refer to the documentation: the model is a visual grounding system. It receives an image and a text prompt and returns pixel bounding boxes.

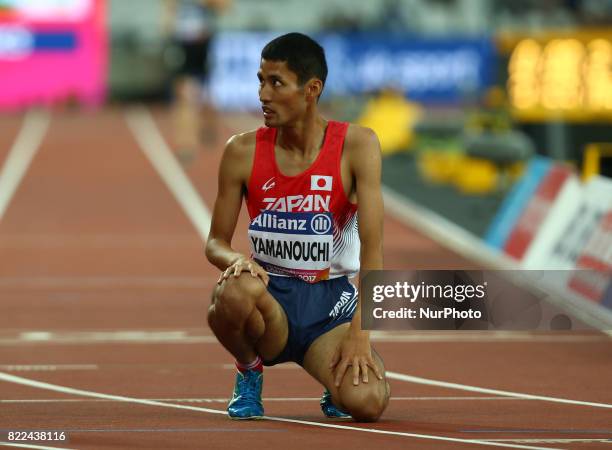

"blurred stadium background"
[1,0,611,325]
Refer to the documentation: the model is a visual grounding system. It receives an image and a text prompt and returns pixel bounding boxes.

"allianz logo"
[251,212,332,235]
[311,214,332,234]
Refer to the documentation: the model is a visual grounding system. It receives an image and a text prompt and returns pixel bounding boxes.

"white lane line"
[0,372,559,450]
[387,371,612,409]
[0,331,217,346]
[0,110,50,221]
[0,276,213,289]
[0,330,607,346]
[482,440,611,444]
[0,396,528,404]
[0,365,98,372]
[369,331,610,343]
[125,106,211,242]
[0,233,201,249]
[0,443,75,450]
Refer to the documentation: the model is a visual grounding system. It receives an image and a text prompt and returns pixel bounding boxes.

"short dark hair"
[261,33,328,89]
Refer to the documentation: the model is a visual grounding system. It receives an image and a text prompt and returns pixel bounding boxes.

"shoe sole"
[229,415,264,420]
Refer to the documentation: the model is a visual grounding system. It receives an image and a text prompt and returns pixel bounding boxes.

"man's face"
[257,59,306,127]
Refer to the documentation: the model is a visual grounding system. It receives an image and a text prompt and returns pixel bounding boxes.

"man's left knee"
[340,381,390,422]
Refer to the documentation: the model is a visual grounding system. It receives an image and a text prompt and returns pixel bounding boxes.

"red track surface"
[0,107,611,450]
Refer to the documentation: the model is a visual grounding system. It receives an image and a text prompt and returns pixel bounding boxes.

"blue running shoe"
[320,389,351,419]
[227,369,264,419]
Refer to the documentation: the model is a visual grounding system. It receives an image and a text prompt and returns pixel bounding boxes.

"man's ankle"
[236,356,263,373]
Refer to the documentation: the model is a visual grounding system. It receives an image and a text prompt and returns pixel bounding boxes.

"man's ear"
[305,79,323,101]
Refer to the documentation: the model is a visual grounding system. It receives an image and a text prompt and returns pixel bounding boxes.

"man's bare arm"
[205,135,269,284]
[353,128,384,284]
[331,126,384,386]
[205,136,246,269]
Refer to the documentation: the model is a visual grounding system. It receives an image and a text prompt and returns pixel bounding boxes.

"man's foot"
[320,389,351,419]
[227,369,264,419]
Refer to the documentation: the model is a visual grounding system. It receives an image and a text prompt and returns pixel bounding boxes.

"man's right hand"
[217,257,269,286]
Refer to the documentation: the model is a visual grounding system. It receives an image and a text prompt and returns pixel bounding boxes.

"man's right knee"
[209,274,267,327]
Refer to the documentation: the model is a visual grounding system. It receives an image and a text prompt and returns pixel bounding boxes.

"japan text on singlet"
[246,121,359,283]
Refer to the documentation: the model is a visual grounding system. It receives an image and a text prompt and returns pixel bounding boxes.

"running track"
[0,107,611,450]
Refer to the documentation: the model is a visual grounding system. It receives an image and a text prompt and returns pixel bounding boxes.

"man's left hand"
[329,329,383,387]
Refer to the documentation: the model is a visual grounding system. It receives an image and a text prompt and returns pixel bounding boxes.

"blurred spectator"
[163,0,231,163]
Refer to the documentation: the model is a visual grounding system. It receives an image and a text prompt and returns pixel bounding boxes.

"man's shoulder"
[219,130,260,181]
[225,129,258,155]
[343,123,381,156]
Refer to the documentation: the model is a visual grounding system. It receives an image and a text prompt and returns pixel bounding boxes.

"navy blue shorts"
[263,275,358,367]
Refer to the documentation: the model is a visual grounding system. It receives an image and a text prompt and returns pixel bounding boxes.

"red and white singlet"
[246,121,359,283]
